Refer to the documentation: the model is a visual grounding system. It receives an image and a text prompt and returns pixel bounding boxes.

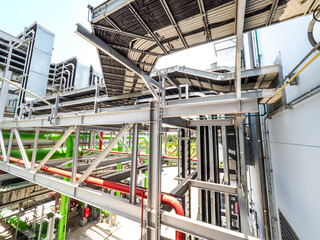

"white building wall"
[257,15,320,239]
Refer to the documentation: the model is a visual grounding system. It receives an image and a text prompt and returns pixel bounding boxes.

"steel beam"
[91,0,134,23]
[108,45,163,56]
[93,24,154,41]
[0,130,7,162]
[161,212,259,240]
[235,0,246,99]
[129,124,139,204]
[267,0,279,26]
[34,126,76,172]
[31,127,40,169]
[189,119,234,126]
[189,180,237,195]
[160,0,188,49]
[75,24,160,100]
[128,4,168,55]
[0,90,274,128]
[14,129,31,170]
[197,0,212,42]
[162,117,192,130]
[0,161,143,222]
[6,129,13,163]
[71,126,81,184]
[76,124,133,185]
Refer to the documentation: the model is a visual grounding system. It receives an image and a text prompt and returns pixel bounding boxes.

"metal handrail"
[0,76,54,111]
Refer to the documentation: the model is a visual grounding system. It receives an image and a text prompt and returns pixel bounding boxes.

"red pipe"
[99,132,103,150]
[0,155,184,240]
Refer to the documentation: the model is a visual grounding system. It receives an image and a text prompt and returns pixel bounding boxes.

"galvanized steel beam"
[128,4,168,55]
[75,24,160,100]
[76,123,133,185]
[93,24,154,41]
[235,0,246,99]
[160,0,188,49]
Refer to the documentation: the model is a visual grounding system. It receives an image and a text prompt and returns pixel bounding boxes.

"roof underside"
[91,0,319,97]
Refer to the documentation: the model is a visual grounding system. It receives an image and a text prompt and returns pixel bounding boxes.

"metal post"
[0,130,7,162]
[147,101,162,240]
[222,126,231,229]
[71,126,81,184]
[14,128,31,170]
[5,128,13,163]
[31,127,40,169]
[130,123,139,204]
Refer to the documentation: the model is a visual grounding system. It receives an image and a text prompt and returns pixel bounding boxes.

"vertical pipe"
[255,115,271,240]
[99,132,103,150]
[57,136,74,240]
[147,101,162,240]
[130,123,139,204]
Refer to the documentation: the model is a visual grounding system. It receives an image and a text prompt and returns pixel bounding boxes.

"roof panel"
[89,0,313,96]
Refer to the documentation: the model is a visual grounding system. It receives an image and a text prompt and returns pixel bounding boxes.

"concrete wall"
[257,15,320,239]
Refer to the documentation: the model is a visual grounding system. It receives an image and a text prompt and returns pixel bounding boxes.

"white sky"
[0,0,217,73]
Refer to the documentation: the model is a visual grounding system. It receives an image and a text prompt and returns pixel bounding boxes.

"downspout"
[3,155,184,240]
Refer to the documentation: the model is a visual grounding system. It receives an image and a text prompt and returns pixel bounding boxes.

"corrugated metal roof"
[90,0,319,97]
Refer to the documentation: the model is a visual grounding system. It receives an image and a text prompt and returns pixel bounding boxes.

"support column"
[222,126,231,229]
[147,101,162,240]
[0,71,12,119]
[130,124,139,204]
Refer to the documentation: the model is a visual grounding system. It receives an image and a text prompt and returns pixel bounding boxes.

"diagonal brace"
[76,124,133,186]
[0,130,7,162]
[75,24,160,100]
[14,129,31,170]
[34,126,76,172]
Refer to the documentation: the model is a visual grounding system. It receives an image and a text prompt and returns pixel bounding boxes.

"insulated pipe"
[2,156,184,240]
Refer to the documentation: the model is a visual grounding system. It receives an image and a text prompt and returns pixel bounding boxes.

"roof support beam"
[235,0,246,99]
[159,0,188,49]
[76,24,160,100]
[166,74,180,88]
[105,16,121,31]
[93,24,154,41]
[109,44,163,57]
[197,0,212,42]
[127,4,169,55]
[266,0,279,26]
[100,55,156,67]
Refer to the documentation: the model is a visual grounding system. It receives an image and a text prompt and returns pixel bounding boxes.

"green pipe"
[57,136,73,240]
[9,148,68,161]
